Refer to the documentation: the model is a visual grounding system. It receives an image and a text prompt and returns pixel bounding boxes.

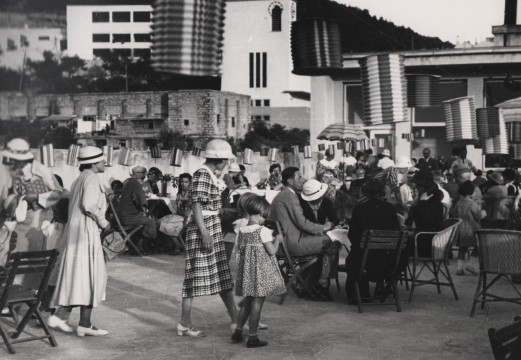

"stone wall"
[32,148,320,194]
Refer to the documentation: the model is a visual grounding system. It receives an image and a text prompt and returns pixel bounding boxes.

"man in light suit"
[270,167,336,300]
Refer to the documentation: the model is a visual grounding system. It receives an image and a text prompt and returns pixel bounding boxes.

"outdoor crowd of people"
[2,137,521,348]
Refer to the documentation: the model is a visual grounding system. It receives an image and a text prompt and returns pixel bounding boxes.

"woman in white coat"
[49,146,111,337]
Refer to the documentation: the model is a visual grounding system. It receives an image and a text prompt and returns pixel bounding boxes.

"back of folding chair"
[488,316,521,360]
[359,230,407,277]
[108,199,144,256]
[275,221,297,274]
[0,250,59,307]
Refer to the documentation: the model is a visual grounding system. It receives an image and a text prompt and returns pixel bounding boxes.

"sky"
[336,0,507,44]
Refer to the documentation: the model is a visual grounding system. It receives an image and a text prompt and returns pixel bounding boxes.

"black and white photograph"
[0,0,520,358]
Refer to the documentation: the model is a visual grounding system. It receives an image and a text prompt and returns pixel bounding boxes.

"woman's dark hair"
[503,168,517,182]
[281,167,299,185]
[178,173,192,194]
[79,163,93,172]
[148,167,162,177]
[269,163,281,174]
[244,194,270,217]
[361,179,385,199]
[111,180,123,190]
[458,180,476,196]
[239,164,246,171]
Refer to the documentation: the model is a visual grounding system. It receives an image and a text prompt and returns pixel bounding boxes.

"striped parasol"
[316,123,369,141]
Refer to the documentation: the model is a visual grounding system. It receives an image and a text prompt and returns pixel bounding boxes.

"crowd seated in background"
[317,148,339,180]
[416,148,439,173]
[376,149,394,170]
[147,167,162,195]
[234,165,250,188]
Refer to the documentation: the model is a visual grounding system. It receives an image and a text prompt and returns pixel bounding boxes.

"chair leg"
[443,260,459,300]
[433,261,442,294]
[481,273,487,310]
[8,304,20,325]
[355,280,363,313]
[33,308,57,347]
[408,261,417,302]
[470,272,483,317]
[335,276,341,293]
[0,321,15,354]
[393,279,401,312]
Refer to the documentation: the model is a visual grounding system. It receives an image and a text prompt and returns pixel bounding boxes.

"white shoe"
[76,325,108,337]
[177,323,206,337]
[47,315,74,333]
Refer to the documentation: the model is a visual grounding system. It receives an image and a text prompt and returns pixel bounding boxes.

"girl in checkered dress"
[177,139,238,338]
[232,195,286,348]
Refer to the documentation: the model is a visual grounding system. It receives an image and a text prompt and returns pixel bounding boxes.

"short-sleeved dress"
[451,197,481,247]
[235,224,286,297]
[182,166,233,298]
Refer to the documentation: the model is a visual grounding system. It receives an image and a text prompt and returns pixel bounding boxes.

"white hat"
[301,179,327,202]
[204,139,235,159]
[395,155,413,169]
[228,163,241,173]
[381,149,391,157]
[78,146,104,165]
[3,138,34,161]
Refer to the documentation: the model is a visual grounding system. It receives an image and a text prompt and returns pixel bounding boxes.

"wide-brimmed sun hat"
[204,139,235,159]
[395,155,412,169]
[381,149,391,157]
[78,146,104,165]
[3,138,34,161]
[228,163,241,173]
[301,179,327,202]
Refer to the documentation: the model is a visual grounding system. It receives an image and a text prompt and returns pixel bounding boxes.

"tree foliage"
[158,128,193,150]
[239,120,309,152]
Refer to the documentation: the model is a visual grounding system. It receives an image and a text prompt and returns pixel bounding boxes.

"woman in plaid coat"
[177,139,238,338]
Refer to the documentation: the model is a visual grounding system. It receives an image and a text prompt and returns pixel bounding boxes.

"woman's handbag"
[101,229,127,261]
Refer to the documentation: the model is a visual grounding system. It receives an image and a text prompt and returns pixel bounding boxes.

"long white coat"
[51,169,109,307]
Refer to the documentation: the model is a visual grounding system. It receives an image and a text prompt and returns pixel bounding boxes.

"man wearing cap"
[1,138,63,264]
[118,166,157,255]
[270,167,336,299]
[376,149,395,170]
[416,148,439,173]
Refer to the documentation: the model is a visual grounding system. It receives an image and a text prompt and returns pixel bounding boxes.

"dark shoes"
[231,330,244,343]
[246,336,268,348]
[291,284,318,301]
[313,284,334,302]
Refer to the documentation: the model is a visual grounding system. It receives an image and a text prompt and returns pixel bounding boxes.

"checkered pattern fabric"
[182,167,233,298]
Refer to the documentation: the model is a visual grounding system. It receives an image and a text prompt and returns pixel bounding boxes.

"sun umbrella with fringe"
[316,123,369,141]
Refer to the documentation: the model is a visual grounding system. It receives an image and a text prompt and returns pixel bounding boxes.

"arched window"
[271,5,282,32]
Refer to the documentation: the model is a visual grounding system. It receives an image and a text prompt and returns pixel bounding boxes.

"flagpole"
[18,48,26,92]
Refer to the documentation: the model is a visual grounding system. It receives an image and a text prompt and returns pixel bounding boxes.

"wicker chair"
[408,218,461,302]
[470,229,521,317]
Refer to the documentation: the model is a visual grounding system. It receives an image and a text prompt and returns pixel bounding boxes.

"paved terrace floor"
[2,250,519,360]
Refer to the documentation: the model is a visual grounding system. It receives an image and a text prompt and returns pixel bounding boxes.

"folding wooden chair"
[355,229,409,313]
[274,221,318,305]
[470,229,521,317]
[108,199,144,257]
[488,316,521,360]
[0,250,59,354]
[408,218,461,302]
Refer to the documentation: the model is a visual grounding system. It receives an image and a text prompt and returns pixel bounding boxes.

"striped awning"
[316,123,369,141]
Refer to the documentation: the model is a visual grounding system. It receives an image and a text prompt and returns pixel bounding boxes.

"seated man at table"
[346,179,401,304]
[270,167,336,300]
[118,166,158,255]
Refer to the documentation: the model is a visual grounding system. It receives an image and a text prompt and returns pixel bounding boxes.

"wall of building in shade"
[25,148,322,193]
[0,90,251,149]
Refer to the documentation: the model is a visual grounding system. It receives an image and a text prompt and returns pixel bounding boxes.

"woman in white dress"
[49,146,111,337]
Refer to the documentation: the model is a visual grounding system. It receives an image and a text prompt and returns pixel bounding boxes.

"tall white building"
[221,0,311,129]
[66,0,153,60]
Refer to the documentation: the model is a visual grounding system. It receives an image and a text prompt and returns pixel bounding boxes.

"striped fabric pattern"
[316,123,368,142]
